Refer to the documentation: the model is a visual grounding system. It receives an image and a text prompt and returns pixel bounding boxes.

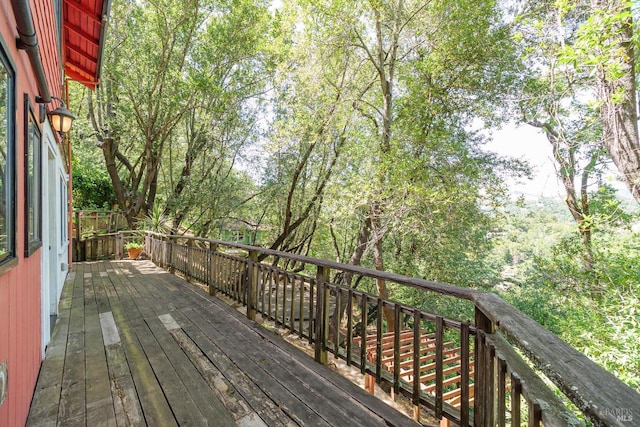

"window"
[0,44,15,266]
[232,230,245,243]
[60,177,67,246]
[25,95,42,256]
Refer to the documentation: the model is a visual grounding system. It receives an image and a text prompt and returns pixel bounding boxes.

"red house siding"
[34,0,63,99]
[0,1,63,425]
[1,262,41,427]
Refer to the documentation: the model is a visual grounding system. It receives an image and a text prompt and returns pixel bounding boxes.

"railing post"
[247,250,258,321]
[74,210,81,261]
[90,232,98,261]
[185,239,193,283]
[115,232,123,260]
[144,235,150,262]
[314,266,330,365]
[168,236,176,274]
[474,306,496,427]
[209,242,218,296]
[163,235,169,268]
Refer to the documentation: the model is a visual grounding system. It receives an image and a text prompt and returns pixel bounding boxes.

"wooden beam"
[64,0,103,25]
[64,22,100,48]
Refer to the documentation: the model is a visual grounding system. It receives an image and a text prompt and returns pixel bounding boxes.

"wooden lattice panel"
[354,329,474,424]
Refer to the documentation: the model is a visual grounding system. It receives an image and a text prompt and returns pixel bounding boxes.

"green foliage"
[71,140,115,209]
[138,204,172,234]
[493,197,640,392]
[124,241,143,250]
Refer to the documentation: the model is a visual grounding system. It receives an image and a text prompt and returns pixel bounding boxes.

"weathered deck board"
[140,264,420,427]
[57,269,87,426]
[26,273,74,427]
[107,263,235,426]
[119,265,283,426]
[27,260,419,427]
[84,263,117,427]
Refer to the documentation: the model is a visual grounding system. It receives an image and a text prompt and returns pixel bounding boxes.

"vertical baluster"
[222,255,226,293]
[241,258,246,303]
[231,258,236,300]
[193,247,198,280]
[474,307,495,427]
[169,237,176,273]
[162,236,166,267]
[485,342,496,426]
[375,299,383,384]
[308,277,315,345]
[346,288,353,366]
[281,271,287,324]
[232,257,236,297]
[273,270,282,323]
[195,248,200,281]
[247,251,258,321]
[393,304,401,398]
[528,401,541,427]
[241,258,247,305]
[214,253,219,290]
[435,316,444,419]
[334,287,341,357]
[220,255,224,294]
[230,257,235,298]
[201,248,205,281]
[223,255,228,295]
[275,271,281,324]
[265,268,271,316]
[186,242,192,282]
[511,374,521,426]
[289,274,295,331]
[209,244,215,294]
[460,321,470,427]
[260,268,266,314]
[497,358,507,427]
[412,309,421,421]
[298,277,304,337]
[282,273,289,326]
[201,248,205,282]
[195,247,199,281]
[360,295,367,374]
[314,266,330,364]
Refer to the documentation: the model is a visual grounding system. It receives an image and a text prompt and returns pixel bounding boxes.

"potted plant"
[124,241,143,260]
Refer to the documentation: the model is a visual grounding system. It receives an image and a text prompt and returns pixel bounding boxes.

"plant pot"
[127,247,142,260]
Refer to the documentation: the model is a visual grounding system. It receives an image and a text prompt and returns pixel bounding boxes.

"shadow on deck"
[26,260,418,427]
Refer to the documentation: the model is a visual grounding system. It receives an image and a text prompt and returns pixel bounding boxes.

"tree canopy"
[70,0,640,391]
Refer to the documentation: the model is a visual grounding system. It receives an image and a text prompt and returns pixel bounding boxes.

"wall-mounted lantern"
[48,96,76,133]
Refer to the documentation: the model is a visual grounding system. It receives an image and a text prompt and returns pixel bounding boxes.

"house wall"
[0,1,65,425]
[221,229,265,246]
[41,122,69,356]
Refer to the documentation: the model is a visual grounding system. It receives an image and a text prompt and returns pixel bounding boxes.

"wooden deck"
[26,260,419,427]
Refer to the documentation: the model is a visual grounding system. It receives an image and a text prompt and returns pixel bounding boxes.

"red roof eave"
[62,0,111,90]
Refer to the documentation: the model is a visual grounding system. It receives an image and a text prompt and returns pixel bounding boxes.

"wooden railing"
[76,230,143,261]
[72,210,131,261]
[85,231,640,426]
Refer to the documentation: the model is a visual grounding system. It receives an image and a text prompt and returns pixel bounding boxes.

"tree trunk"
[592,0,640,203]
[329,215,371,342]
[530,119,596,270]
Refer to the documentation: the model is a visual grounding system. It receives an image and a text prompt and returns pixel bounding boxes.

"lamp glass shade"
[49,106,76,133]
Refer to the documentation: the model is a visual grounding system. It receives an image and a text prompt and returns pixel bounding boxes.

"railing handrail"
[475,292,639,425]
[128,231,640,425]
[83,230,141,238]
[144,231,482,300]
